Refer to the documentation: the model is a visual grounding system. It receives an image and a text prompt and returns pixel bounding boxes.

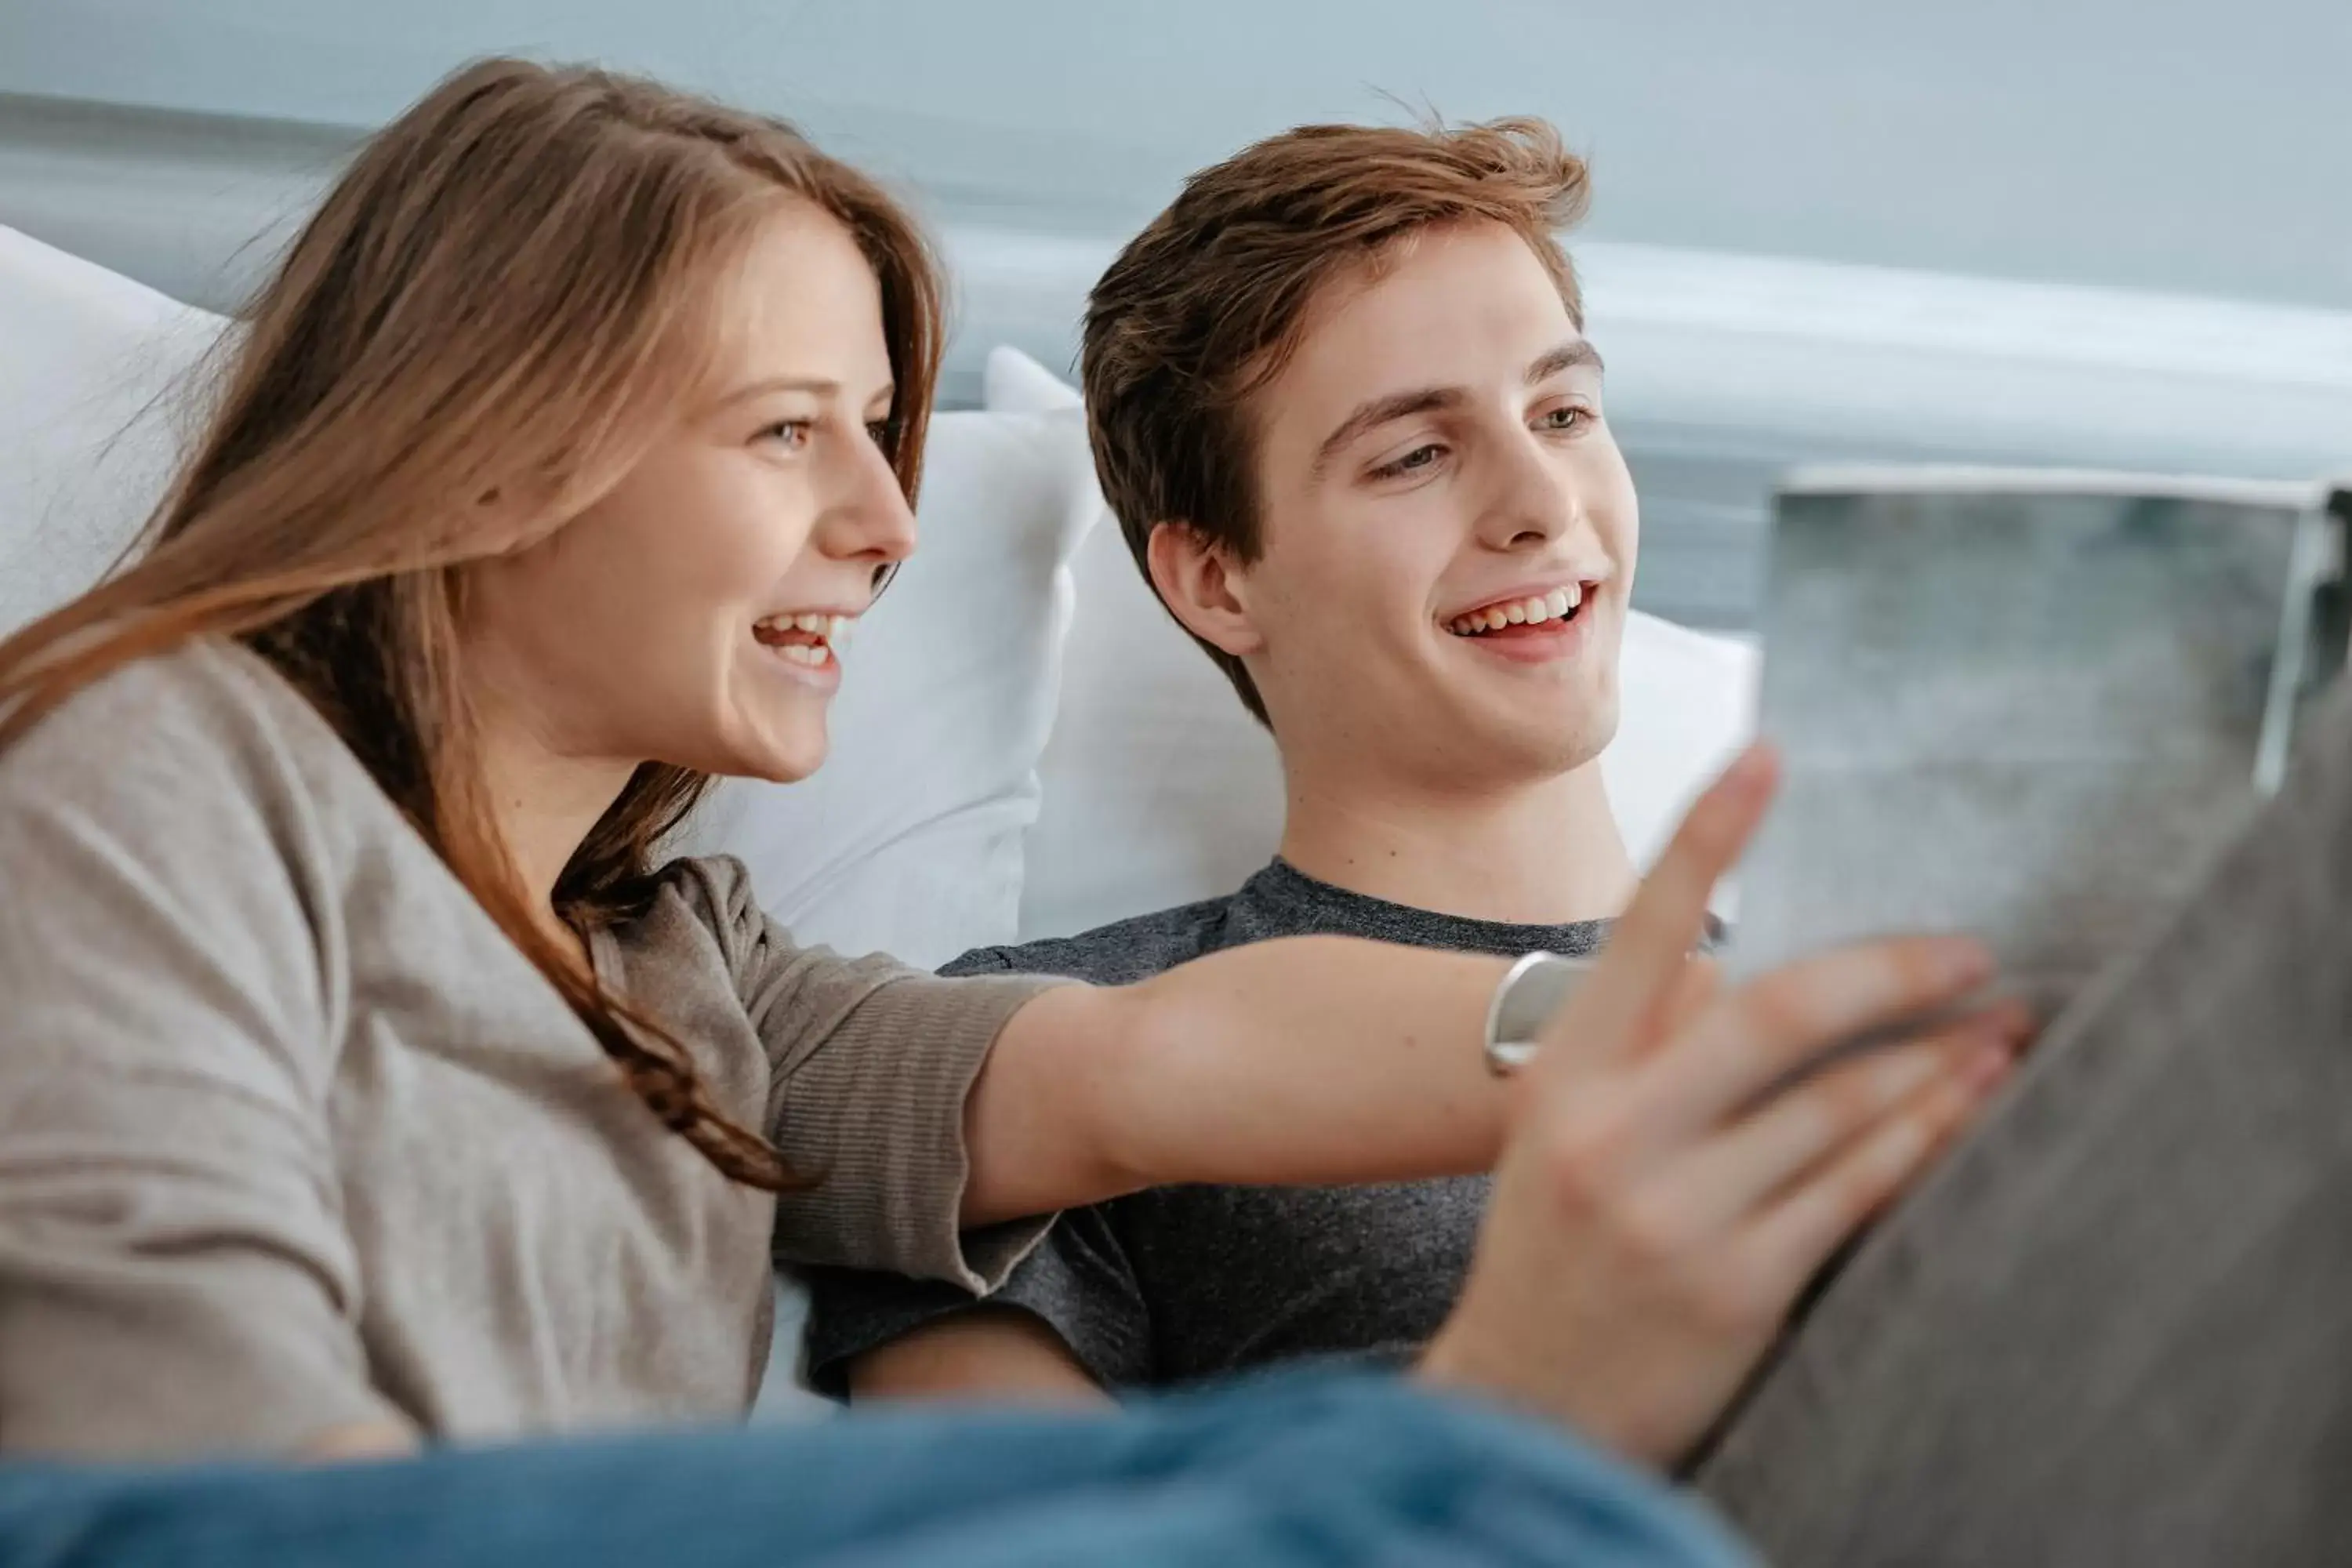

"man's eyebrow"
[1526,339,1605,384]
[1311,387,1463,477]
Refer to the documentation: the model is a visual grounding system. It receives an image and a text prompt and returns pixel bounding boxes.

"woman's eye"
[759,419,813,451]
[1372,443,1444,481]
[866,419,895,449]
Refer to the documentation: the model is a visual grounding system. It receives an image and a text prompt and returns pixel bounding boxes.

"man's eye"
[1372,444,1444,480]
[1537,406,1584,433]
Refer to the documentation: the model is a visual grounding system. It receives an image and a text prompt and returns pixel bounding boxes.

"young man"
[805,118,1665,1400]
[808,118,2352,1563]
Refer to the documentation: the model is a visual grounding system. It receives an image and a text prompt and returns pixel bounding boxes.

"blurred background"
[5,0,2349,630]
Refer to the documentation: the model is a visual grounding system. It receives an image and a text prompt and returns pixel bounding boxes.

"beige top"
[0,641,1061,1458]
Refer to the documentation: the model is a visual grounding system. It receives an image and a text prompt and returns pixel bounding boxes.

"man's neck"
[1275,760,1636,927]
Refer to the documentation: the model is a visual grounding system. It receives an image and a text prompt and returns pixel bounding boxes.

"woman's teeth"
[1446,584,1582,637]
[760,612,850,641]
[753,612,851,666]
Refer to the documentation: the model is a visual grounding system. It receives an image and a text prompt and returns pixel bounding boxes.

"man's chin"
[1485,696,1620,780]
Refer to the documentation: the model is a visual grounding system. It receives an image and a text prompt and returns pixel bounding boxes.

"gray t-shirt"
[804,862,1613,1395]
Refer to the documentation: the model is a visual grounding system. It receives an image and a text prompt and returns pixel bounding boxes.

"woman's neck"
[473,706,637,948]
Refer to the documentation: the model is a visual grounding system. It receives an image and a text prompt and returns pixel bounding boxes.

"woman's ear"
[1146,521,1265,659]
[470,474,571,557]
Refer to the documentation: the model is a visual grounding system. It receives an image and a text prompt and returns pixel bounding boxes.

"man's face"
[1224,220,1638,792]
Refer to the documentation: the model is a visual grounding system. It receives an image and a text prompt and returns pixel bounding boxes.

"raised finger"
[1532,746,1778,1076]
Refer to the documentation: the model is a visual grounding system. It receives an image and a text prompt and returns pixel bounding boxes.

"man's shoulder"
[941,893,1242,985]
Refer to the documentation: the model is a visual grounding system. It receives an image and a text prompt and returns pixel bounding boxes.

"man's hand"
[1419,745,2031,1468]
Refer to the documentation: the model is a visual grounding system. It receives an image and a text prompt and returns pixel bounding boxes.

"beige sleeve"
[694,862,1069,1293]
[0,657,412,1457]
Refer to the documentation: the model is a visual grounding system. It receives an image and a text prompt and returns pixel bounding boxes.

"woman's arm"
[962,943,1515,1225]
[0,652,419,1459]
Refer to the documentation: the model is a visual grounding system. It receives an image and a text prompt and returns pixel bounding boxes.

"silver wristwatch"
[1482,951,1596,1075]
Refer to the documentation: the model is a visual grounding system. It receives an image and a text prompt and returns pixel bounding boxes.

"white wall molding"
[9,89,2349,629]
[8,89,2348,485]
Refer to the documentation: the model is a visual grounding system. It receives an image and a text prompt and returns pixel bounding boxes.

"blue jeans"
[0,1374,1748,1568]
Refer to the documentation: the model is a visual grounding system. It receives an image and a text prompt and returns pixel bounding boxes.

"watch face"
[1501,953,1595,1044]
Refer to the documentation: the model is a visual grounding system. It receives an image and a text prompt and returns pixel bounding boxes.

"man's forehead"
[1279,249,1577,398]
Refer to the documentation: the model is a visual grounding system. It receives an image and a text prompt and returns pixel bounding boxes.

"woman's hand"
[1418,746,2031,1468]
[294,1420,423,1464]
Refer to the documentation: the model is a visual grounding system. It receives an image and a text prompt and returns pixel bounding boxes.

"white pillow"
[985,350,1758,939]
[982,343,1081,415]
[0,226,224,636]
[689,354,1103,967]
[1604,614,1760,909]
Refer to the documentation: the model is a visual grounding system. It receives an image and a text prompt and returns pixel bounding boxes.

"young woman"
[0,58,2021,1561]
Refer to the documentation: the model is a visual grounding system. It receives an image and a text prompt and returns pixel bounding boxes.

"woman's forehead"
[709,209,891,385]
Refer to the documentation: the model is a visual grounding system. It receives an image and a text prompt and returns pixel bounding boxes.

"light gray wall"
[2,0,2349,307]
[6,1,2349,630]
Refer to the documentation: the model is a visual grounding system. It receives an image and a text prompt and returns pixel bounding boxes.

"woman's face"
[466,205,913,786]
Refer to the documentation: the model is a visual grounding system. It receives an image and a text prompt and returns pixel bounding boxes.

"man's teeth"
[1447,584,1583,636]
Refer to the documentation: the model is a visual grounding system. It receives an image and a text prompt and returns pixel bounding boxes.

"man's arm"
[803,1203,1155,1408]
[847,1308,1112,1408]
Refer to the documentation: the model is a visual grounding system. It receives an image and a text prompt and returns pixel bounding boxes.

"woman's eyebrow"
[714,375,840,406]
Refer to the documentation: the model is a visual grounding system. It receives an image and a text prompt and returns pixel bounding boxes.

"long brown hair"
[0,59,946,1189]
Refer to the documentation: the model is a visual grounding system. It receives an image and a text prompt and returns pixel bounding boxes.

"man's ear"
[1145,521,1265,659]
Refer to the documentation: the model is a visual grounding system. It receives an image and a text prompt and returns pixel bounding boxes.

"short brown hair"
[1080,118,1592,724]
